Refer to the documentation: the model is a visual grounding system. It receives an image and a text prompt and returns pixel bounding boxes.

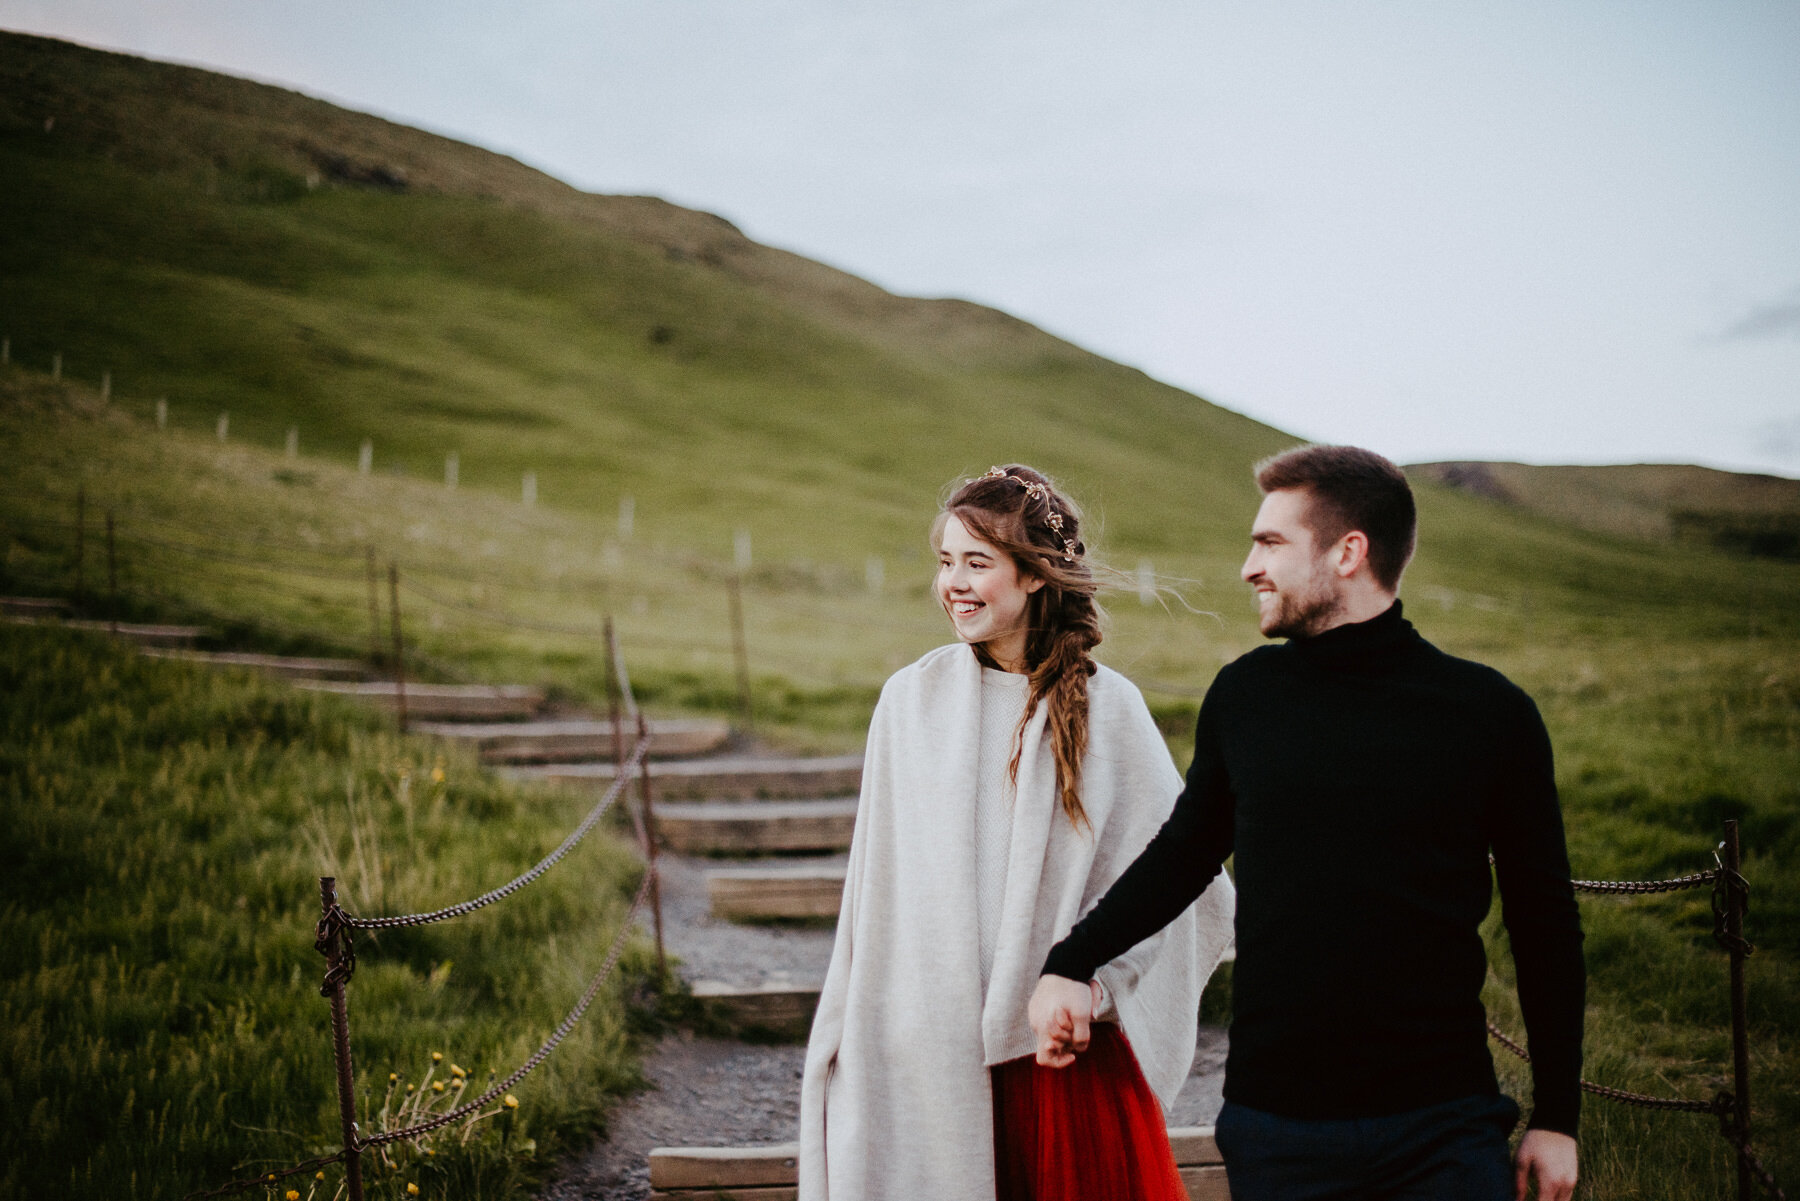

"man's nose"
[1240,551,1259,582]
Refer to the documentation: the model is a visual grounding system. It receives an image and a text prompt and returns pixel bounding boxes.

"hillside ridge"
[0,29,1092,367]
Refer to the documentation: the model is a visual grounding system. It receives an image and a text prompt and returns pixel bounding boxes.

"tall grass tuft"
[0,625,654,1199]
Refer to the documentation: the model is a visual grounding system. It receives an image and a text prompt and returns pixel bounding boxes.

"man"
[1029,445,1584,1201]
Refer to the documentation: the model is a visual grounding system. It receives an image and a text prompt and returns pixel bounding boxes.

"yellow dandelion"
[431,767,445,783]
[388,1072,399,1082]
[503,1094,519,1109]
[432,1081,445,1093]
[406,1083,416,1093]
[315,1173,325,1181]
[449,1063,465,1077]
[406,1184,420,1197]
[424,1148,436,1157]
[431,1051,443,1062]
[286,1190,301,1200]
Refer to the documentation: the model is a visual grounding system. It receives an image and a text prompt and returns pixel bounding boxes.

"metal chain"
[314,903,356,995]
[1573,869,1716,895]
[1485,1021,1726,1113]
[181,1151,350,1200]
[360,866,656,1149]
[1718,1117,1790,1201]
[1486,853,1718,895]
[1711,851,1757,956]
[349,735,649,929]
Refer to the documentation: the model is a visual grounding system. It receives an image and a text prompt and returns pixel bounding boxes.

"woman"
[799,465,1236,1201]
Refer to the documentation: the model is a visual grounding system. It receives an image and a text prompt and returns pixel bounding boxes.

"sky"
[6,1,1800,476]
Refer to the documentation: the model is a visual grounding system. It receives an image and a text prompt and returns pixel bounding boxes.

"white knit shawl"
[798,643,1237,1201]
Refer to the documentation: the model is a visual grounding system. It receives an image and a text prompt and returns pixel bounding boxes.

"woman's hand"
[1029,974,1093,1067]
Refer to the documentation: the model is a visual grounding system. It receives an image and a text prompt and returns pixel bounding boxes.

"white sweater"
[798,644,1237,1201]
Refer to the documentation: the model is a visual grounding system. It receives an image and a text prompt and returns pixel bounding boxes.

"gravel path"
[543,848,1228,1200]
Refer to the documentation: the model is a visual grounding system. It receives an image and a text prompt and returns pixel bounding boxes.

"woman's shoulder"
[1086,662,1149,712]
[878,643,975,698]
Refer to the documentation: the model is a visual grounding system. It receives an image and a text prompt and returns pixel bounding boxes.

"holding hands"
[1029,974,1096,1067]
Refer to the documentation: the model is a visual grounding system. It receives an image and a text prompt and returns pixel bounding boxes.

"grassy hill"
[1413,460,1800,560]
[3,29,1798,1200]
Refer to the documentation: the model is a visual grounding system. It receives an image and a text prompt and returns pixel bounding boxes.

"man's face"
[1241,489,1345,639]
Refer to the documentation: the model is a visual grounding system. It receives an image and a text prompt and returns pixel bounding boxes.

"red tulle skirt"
[990,1022,1190,1201]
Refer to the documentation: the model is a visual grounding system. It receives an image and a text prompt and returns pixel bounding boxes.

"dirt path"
[543,847,1227,1200]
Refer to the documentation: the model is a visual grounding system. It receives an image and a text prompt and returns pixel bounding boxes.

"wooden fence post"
[388,562,408,733]
[105,512,117,636]
[727,572,753,732]
[362,548,381,668]
[73,486,85,605]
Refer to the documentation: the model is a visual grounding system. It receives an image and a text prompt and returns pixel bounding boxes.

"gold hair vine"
[982,466,1079,563]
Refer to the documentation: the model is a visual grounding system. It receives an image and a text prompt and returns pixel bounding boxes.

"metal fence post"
[1722,819,1752,1201]
[317,877,365,1201]
[387,562,408,733]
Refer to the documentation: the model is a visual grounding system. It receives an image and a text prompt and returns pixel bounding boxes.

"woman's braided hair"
[935,465,1101,832]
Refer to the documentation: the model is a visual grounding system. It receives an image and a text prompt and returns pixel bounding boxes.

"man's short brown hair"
[1254,445,1417,590]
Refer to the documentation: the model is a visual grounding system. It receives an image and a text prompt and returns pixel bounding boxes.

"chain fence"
[1485,833,1782,1200]
[2,496,1786,1200]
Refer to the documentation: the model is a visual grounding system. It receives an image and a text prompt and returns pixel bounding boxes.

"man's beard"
[1259,569,1344,639]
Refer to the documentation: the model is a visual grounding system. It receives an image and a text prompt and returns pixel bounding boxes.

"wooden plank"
[657,799,856,855]
[61,619,212,647]
[650,1129,1228,1198]
[649,1143,799,1189]
[141,649,370,680]
[295,680,544,719]
[690,979,820,1040]
[1178,1163,1232,1200]
[411,717,730,763]
[708,866,845,921]
[1,596,70,616]
[1167,1125,1223,1166]
[518,754,863,800]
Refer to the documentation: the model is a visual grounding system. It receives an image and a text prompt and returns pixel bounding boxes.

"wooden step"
[515,754,863,800]
[295,680,545,720]
[39,618,212,647]
[707,865,846,921]
[141,649,371,680]
[1,596,70,617]
[412,717,730,763]
[657,799,856,855]
[649,1126,1225,1200]
[650,1144,799,1200]
[690,978,821,1041]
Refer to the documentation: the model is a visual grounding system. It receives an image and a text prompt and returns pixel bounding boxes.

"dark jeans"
[1213,1092,1520,1201]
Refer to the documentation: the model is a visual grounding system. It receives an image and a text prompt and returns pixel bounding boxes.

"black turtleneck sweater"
[1046,601,1585,1135]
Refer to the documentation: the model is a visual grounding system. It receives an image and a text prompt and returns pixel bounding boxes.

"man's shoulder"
[1423,642,1541,718]
[1214,642,1291,685]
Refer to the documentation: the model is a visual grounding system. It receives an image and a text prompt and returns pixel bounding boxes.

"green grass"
[2,28,1798,1199]
[0,624,663,1200]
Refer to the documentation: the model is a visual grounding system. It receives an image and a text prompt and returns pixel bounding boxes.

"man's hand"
[1029,974,1093,1068]
[1514,1129,1578,1201]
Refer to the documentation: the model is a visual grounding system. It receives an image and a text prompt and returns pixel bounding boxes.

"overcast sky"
[7,1,1799,476]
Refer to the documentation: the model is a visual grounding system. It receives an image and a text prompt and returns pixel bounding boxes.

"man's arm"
[1490,689,1585,1140]
[1034,677,1237,1053]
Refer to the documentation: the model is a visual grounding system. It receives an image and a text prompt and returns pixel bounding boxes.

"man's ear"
[1332,531,1370,579]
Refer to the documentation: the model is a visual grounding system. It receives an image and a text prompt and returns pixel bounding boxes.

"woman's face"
[936,514,1043,672]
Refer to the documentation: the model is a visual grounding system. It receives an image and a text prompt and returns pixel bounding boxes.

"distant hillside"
[0,28,1296,568]
[1411,460,1800,560]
